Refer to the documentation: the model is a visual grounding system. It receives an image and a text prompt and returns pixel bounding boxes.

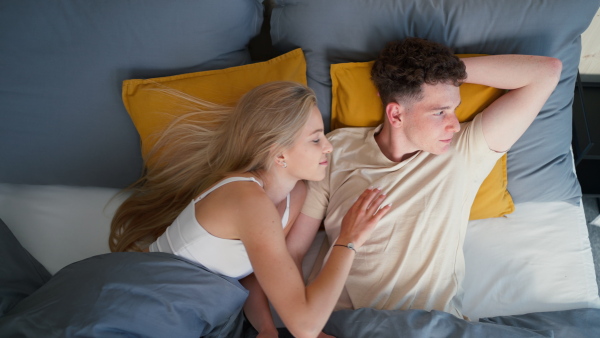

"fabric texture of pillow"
[0,183,121,275]
[123,48,307,157]
[0,0,263,187]
[462,201,600,319]
[271,0,598,204]
[329,56,513,220]
[0,252,249,338]
[0,218,51,316]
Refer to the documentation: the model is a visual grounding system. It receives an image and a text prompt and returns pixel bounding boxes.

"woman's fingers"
[372,200,392,220]
[352,187,376,208]
[357,188,389,215]
[340,187,391,248]
[354,187,382,210]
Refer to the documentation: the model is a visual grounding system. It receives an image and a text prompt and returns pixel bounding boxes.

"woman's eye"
[312,139,320,143]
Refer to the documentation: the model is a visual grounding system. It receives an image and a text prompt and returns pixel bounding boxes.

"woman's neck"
[254,169,297,205]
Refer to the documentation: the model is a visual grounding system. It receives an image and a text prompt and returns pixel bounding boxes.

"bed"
[1,0,600,337]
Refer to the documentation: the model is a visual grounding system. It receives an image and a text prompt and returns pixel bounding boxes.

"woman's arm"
[286,213,323,272]
[237,187,390,338]
[239,274,279,338]
[240,181,311,337]
[284,181,322,272]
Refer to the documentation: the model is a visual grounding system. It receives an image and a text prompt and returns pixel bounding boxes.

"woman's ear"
[385,102,404,128]
[274,153,287,168]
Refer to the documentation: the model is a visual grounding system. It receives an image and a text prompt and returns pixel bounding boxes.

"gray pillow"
[0,218,51,316]
[0,252,249,337]
[270,0,598,204]
[0,0,263,187]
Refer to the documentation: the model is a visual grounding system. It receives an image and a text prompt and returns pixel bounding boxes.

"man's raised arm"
[461,55,562,152]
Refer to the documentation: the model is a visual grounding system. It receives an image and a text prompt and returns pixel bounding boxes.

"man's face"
[401,83,461,154]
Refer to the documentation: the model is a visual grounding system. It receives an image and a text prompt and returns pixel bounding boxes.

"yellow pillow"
[122,48,307,157]
[330,55,514,220]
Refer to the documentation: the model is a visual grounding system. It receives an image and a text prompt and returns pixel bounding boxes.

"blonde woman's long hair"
[109,81,317,252]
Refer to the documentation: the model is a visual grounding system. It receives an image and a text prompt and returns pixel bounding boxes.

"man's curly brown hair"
[371,38,467,106]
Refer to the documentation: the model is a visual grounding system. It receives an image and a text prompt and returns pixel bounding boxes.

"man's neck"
[374,123,419,163]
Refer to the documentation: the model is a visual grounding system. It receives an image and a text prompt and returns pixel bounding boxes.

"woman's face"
[281,105,333,181]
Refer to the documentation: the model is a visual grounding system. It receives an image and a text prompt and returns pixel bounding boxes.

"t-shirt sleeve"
[455,113,506,181]
[301,160,331,220]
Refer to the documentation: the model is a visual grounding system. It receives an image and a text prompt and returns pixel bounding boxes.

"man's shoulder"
[326,126,374,145]
[326,126,381,170]
[457,118,476,135]
[452,117,479,147]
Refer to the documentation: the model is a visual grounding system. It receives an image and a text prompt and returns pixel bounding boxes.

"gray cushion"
[0,218,51,316]
[0,252,248,337]
[0,0,263,187]
[270,0,598,204]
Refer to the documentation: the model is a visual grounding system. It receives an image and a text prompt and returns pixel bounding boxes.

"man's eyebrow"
[429,101,462,111]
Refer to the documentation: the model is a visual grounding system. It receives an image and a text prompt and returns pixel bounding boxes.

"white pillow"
[462,200,600,319]
[0,183,124,274]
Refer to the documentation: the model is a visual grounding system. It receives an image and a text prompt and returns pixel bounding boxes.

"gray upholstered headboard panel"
[271,0,599,204]
[0,0,263,187]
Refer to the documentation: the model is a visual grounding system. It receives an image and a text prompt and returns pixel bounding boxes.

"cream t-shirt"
[302,114,504,318]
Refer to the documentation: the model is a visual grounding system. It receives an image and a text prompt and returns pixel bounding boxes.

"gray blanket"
[321,307,600,338]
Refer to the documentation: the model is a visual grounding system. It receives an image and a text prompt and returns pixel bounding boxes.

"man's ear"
[385,101,404,128]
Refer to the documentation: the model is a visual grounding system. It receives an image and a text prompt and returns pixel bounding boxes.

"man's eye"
[434,111,444,116]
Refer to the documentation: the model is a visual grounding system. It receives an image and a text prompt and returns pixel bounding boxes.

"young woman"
[109,81,391,338]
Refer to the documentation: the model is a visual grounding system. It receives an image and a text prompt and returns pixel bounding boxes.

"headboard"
[0,0,263,188]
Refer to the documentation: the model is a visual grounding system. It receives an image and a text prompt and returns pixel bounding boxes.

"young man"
[289,38,562,319]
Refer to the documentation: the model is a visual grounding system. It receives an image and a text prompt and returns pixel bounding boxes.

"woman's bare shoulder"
[193,176,277,239]
[203,176,271,208]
